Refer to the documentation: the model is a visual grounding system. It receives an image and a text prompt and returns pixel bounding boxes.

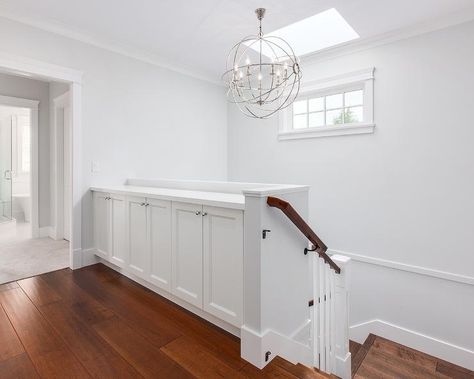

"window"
[293,89,364,129]
[247,8,359,57]
[279,68,375,140]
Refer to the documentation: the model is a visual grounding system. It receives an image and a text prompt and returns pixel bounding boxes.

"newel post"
[332,254,351,379]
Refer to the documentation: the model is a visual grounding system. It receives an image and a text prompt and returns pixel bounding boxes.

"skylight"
[248,8,359,57]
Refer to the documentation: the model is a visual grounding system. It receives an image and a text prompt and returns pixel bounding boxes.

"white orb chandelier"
[223,8,302,119]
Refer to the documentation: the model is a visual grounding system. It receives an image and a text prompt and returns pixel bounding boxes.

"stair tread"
[271,356,335,379]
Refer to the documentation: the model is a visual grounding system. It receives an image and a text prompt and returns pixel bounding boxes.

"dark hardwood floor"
[350,334,474,379]
[1,263,471,378]
[0,263,330,378]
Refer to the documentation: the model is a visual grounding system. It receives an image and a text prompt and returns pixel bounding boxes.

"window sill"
[278,123,375,141]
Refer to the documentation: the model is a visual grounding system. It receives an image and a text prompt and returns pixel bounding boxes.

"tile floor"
[0,220,69,284]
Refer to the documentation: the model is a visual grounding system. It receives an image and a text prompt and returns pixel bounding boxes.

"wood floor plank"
[362,348,450,379]
[40,269,115,324]
[436,360,474,379]
[74,264,246,370]
[38,300,142,378]
[271,357,329,379]
[0,304,24,361]
[161,335,245,379]
[0,353,40,378]
[0,282,19,292]
[239,361,299,379]
[71,268,183,347]
[93,316,194,379]
[105,269,246,370]
[350,340,362,358]
[0,287,91,378]
[17,276,62,307]
[371,336,437,371]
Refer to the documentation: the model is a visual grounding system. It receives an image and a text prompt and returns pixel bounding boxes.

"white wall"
[0,17,227,247]
[228,21,474,368]
[0,73,50,226]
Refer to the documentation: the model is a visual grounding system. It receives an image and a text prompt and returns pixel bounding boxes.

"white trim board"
[350,319,474,371]
[0,52,82,84]
[328,249,474,286]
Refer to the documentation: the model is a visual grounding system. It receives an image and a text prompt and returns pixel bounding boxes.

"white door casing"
[63,105,71,241]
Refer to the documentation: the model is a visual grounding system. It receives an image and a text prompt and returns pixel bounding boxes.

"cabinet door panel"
[127,196,148,277]
[148,198,172,290]
[172,202,203,308]
[203,206,243,327]
[110,194,127,267]
[93,191,109,259]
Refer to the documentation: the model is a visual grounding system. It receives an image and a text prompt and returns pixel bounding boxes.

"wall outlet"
[91,161,100,173]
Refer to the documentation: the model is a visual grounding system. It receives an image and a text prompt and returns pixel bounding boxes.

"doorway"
[0,53,83,272]
[0,82,70,284]
[0,96,38,238]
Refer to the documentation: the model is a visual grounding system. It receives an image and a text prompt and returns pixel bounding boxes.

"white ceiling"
[1,0,474,82]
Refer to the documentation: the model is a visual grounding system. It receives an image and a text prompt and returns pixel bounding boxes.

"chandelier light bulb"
[222,8,302,119]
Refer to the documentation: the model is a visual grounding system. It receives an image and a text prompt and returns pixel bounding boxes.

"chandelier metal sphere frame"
[223,8,302,119]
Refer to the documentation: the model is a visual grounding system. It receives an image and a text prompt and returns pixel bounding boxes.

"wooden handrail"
[267,196,341,274]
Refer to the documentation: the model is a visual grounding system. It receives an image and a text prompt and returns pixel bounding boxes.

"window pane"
[308,112,324,127]
[308,97,324,112]
[293,100,307,114]
[326,109,344,125]
[345,106,363,123]
[326,93,343,109]
[293,114,307,129]
[344,90,363,107]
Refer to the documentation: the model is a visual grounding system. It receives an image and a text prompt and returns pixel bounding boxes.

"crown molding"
[301,7,474,66]
[0,9,221,85]
[1,6,473,85]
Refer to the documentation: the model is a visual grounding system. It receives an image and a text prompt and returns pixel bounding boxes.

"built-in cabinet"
[92,191,126,267]
[92,190,243,327]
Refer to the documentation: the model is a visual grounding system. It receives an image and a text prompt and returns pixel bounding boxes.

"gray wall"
[0,72,50,227]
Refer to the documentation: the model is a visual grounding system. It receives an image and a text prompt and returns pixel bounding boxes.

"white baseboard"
[241,325,313,370]
[81,248,100,267]
[38,226,53,238]
[350,319,474,371]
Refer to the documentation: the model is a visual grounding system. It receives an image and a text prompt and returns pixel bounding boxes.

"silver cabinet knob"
[140,202,146,206]
[145,203,150,207]
[202,212,208,216]
[195,211,201,215]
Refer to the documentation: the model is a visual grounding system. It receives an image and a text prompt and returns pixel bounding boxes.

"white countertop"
[90,185,246,210]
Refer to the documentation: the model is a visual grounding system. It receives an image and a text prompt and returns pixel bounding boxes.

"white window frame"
[278,67,375,140]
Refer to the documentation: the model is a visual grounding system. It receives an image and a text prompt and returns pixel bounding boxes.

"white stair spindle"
[319,257,326,372]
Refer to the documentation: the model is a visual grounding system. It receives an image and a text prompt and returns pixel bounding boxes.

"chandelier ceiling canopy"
[223,8,302,119]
